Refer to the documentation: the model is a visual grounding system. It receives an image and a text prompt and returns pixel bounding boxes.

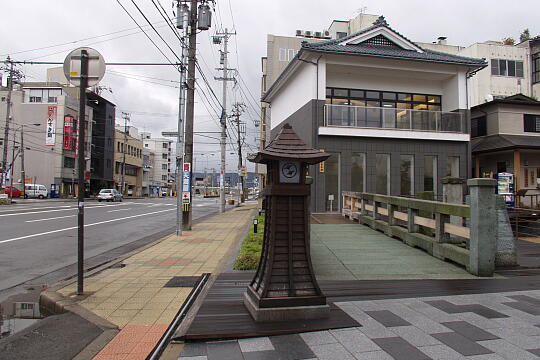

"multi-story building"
[141,132,173,195]
[417,35,540,107]
[471,94,540,202]
[87,91,115,194]
[1,82,93,197]
[262,16,485,212]
[142,147,160,197]
[114,126,143,196]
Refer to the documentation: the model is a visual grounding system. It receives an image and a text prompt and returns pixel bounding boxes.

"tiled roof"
[472,134,540,153]
[302,18,486,66]
[249,123,329,164]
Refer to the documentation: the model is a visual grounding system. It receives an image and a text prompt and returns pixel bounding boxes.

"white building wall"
[270,62,318,130]
[459,43,530,106]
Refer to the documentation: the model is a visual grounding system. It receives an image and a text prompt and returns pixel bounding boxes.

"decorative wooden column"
[244,124,330,322]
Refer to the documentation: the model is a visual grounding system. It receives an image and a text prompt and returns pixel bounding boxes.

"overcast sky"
[1,0,538,171]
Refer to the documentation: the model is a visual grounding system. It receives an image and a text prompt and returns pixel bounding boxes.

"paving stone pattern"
[179,289,540,359]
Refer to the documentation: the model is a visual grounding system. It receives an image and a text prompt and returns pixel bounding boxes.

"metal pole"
[2,57,14,187]
[236,108,242,205]
[9,129,16,203]
[20,126,25,199]
[220,29,229,213]
[182,0,198,230]
[175,5,189,237]
[121,112,129,195]
[77,49,89,295]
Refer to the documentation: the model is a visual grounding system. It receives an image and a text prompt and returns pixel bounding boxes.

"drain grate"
[164,276,201,288]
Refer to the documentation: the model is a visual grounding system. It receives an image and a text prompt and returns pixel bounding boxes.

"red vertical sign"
[63,115,75,150]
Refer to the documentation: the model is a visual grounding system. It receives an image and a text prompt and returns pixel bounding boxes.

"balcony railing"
[324,104,465,133]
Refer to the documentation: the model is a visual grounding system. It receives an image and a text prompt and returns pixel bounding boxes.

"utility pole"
[174,1,190,236]
[20,126,25,199]
[214,28,236,212]
[77,49,89,295]
[231,102,246,204]
[121,112,129,195]
[1,57,21,187]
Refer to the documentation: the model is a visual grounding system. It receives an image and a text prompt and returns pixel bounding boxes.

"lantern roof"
[249,123,330,164]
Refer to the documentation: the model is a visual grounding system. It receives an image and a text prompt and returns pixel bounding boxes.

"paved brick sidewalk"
[57,203,257,360]
[179,289,540,360]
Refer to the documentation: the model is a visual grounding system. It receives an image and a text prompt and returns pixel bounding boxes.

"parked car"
[0,186,22,198]
[24,184,48,199]
[97,189,123,202]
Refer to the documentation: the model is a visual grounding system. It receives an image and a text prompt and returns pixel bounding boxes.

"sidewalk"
[54,202,256,360]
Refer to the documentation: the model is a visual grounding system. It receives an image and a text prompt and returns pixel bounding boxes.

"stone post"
[495,195,517,267]
[442,177,465,244]
[467,178,497,277]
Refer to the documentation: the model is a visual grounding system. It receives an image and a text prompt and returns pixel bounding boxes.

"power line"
[115,0,179,68]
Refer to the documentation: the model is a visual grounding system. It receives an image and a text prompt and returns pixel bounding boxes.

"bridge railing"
[342,179,499,277]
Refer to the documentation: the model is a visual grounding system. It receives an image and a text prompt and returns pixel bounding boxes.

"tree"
[520,28,531,43]
[503,37,515,45]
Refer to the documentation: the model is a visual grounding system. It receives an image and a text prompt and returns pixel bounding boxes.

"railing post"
[407,208,419,233]
[360,197,366,216]
[371,200,378,229]
[467,178,497,277]
[386,203,396,236]
[434,212,450,243]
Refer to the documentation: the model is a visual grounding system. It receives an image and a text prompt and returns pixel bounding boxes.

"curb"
[37,204,249,358]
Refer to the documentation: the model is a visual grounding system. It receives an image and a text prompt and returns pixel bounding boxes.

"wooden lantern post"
[244,123,330,322]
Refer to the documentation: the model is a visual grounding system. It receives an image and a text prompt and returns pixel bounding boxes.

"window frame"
[491,58,524,78]
[524,114,540,133]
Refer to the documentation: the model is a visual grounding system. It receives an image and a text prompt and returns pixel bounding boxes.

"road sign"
[182,192,191,203]
[63,47,105,87]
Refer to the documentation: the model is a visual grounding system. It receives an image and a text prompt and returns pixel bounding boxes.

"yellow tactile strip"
[57,204,256,360]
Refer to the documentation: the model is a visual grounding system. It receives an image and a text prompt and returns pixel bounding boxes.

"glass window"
[471,116,487,137]
[334,89,348,97]
[278,48,286,61]
[351,153,365,193]
[491,59,499,75]
[398,93,412,102]
[29,89,43,103]
[516,61,524,78]
[427,95,441,104]
[400,155,414,196]
[162,153,167,159]
[366,101,381,127]
[162,164,167,170]
[524,114,540,132]
[162,175,167,181]
[424,156,437,193]
[47,89,62,103]
[324,153,340,211]
[162,142,168,148]
[396,103,411,129]
[499,59,507,76]
[287,49,295,61]
[350,90,364,98]
[376,154,390,195]
[413,94,427,102]
[533,53,540,83]
[446,156,459,177]
[64,157,75,168]
[382,92,396,100]
[365,91,379,99]
[508,60,516,77]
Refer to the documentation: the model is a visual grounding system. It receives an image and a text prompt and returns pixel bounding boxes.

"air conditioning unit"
[314,31,322,38]
[304,30,312,37]
[323,30,331,38]
[296,30,303,37]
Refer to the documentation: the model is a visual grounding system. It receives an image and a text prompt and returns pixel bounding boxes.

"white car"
[97,189,123,202]
[24,184,48,199]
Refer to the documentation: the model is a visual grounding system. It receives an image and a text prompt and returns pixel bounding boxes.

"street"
[0,196,223,293]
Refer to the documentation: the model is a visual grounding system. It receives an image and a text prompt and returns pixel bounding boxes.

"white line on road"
[0,202,135,218]
[0,204,75,213]
[0,208,175,245]
[107,208,132,213]
[25,214,77,223]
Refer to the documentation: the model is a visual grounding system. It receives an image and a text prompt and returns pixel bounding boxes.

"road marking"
[25,214,77,223]
[0,208,175,245]
[0,202,134,218]
[107,208,132,213]
[0,204,74,213]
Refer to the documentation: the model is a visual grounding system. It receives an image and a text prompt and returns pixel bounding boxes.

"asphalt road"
[0,196,223,293]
